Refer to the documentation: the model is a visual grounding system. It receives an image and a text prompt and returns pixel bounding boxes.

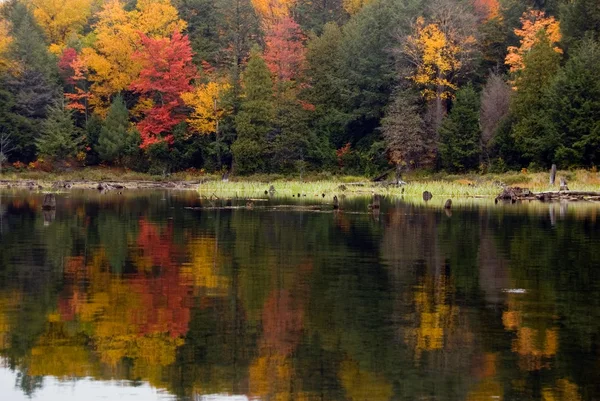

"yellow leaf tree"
[343,0,374,15]
[0,19,14,73]
[182,81,232,136]
[251,0,294,26]
[402,10,477,129]
[29,0,94,54]
[505,9,562,74]
[82,0,186,114]
[404,17,462,101]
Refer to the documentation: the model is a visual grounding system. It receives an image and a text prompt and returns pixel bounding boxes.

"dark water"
[1,190,600,401]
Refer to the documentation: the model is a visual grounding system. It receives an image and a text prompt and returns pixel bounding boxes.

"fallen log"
[496,187,600,202]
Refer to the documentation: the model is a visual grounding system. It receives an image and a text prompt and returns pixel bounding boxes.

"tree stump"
[559,177,569,191]
[550,164,557,186]
[42,194,56,210]
[372,194,381,209]
[444,199,452,209]
[423,191,433,201]
[333,195,339,210]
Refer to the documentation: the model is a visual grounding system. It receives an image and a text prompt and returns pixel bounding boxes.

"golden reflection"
[338,359,393,401]
[405,273,459,361]
[542,379,582,401]
[502,295,558,371]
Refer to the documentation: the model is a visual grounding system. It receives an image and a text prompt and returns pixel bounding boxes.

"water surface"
[0,190,599,401]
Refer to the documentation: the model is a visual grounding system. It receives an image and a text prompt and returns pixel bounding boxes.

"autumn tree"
[480,72,511,164]
[182,82,232,136]
[0,19,13,73]
[251,0,294,26]
[29,0,93,54]
[473,0,500,21]
[264,17,306,85]
[82,0,187,114]
[380,89,430,170]
[130,31,197,148]
[505,9,562,74]
[59,49,90,120]
[232,49,274,174]
[401,0,478,130]
[439,85,481,172]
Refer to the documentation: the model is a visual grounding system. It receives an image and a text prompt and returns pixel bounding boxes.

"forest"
[0,0,599,176]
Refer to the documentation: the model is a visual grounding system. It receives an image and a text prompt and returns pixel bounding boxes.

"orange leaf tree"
[505,9,562,74]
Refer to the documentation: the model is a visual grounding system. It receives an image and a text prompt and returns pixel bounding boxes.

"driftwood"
[372,167,395,182]
[496,186,600,202]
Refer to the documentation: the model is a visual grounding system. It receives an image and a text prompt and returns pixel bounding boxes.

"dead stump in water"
[42,194,56,210]
[444,199,452,209]
[423,191,433,201]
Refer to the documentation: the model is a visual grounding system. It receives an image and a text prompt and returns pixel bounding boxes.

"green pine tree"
[37,103,82,161]
[439,85,481,172]
[511,31,562,166]
[97,94,130,164]
[560,0,600,50]
[546,37,600,167]
[232,48,274,174]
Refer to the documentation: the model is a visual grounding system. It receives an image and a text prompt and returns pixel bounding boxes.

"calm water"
[0,190,600,401]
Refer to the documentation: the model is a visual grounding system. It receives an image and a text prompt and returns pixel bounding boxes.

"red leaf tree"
[130,31,197,148]
[59,48,90,115]
[264,17,306,83]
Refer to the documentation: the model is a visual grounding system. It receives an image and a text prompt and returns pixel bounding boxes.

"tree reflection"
[0,192,598,400]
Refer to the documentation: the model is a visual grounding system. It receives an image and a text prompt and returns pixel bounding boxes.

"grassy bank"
[1,167,599,197]
[199,170,600,198]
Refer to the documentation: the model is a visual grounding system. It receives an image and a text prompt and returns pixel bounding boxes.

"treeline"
[0,0,599,176]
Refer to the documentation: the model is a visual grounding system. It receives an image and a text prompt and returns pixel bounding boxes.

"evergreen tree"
[37,102,82,161]
[97,95,130,164]
[439,85,481,172]
[511,32,561,166]
[305,22,349,149]
[232,49,274,174]
[546,37,600,166]
[560,0,600,49]
[0,0,59,162]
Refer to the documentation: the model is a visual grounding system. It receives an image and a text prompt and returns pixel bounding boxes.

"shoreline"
[0,179,203,191]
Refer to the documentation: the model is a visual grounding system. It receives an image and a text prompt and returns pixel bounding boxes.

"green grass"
[2,167,599,198]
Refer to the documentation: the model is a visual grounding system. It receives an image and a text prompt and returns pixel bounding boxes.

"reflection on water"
[0,190,600,401]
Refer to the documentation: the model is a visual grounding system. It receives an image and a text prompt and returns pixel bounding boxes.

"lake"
[0,189,599,401]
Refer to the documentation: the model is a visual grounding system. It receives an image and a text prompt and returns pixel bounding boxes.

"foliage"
[511,32,561,166]
[545,37,600,167]
[36,102,83,161]
[264,17,306,83]
[232,49,274,174]
[439,85,481,171]
[0,0,597,174]
[97,94,133,163]
[505,9,562,74]
[130,31,197,148]
[182,81,232,135]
